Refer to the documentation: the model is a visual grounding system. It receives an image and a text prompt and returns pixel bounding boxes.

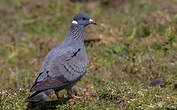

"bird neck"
[67,24,85,43]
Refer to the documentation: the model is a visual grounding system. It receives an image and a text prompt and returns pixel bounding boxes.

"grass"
[0,0,177,109]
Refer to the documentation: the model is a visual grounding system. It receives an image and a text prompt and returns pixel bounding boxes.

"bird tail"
[26,89,53,103]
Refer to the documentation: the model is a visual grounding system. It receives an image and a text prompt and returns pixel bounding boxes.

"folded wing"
[30,48,84,92]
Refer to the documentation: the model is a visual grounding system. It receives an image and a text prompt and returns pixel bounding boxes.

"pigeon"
[26,13,96,103]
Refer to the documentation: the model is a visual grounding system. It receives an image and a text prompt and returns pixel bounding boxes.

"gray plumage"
[26,13,96,102]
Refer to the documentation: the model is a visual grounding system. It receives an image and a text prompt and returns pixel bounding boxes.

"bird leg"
[67,90,82,99]
[55,90,60,100]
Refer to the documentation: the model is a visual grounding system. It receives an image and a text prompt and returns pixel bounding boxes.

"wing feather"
[30,75,68,92]
[30,48,81,92]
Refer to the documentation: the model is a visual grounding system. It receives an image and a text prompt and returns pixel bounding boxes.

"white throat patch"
[72,20,78,24]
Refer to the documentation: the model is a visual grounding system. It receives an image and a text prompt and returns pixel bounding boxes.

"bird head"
[72,13,96,26]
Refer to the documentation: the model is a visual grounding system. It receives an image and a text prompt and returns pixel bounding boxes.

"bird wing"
[30,48,82,92]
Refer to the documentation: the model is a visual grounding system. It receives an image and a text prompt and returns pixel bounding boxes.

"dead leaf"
[141,37,163,46]
[85,34,116,43]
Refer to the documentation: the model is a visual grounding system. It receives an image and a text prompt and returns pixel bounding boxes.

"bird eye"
[82,18,86,20]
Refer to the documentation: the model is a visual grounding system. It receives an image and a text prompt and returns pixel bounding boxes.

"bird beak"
[89,19,97,25]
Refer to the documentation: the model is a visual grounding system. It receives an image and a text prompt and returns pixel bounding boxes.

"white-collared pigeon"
[26,13,96,103]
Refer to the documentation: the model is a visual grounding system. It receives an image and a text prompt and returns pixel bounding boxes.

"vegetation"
[0,0,176,109]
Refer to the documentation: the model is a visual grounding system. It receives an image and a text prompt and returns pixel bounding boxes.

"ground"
[0,0,177,110]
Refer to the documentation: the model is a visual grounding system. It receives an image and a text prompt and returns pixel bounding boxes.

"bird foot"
[68,94,82,102]
[70,94,82,99]
[67,89,82,100]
